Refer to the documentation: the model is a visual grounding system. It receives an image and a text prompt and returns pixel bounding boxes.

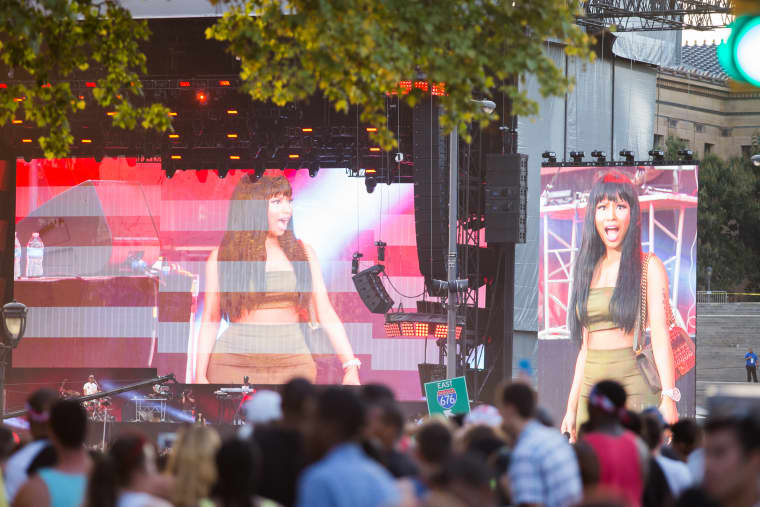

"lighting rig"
[4,76,415,184]
[542,148,698,167]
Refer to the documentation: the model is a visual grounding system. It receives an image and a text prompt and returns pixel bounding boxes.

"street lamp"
[1,300,27,348]
[446,98,496,380]
[706,266,713,303]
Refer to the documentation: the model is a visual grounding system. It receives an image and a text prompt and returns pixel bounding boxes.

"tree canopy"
[0,0,170,158]
[207,0,594,149]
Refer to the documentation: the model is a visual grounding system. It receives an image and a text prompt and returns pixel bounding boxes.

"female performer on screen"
[560,171,677,441]
[195,174,361,385]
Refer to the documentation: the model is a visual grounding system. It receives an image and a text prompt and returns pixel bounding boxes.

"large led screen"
[538,165,697,424]
[14,158,429,399]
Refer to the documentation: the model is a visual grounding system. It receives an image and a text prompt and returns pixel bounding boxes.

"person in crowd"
[252,377,315,507]
[14,400,92,507]
[166,425,221,507]
[640,407,692,499]
[579,381,648,506]
[498,381,583,507]
[573,441,601,496]
[362,392,418,479]
[411,418,454,496]
[561,171,679,441]
[4,388,57,503]
[239,390,282,439]
[296,387,398,507]
[211,438,278,507]
[665,418,703,483]
[86,433,171,507]
[422,453,496,507]
[744,348,758,383]
[702,408,760,507]
[195,174,360,385]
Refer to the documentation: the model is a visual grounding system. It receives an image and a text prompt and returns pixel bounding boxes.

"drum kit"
[84,397,114,422]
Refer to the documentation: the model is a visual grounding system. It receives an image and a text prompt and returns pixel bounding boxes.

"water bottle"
[26,232,44,278]
[14,232,21,280]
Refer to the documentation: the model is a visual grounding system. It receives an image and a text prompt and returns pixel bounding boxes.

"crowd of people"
[0,378,756,507]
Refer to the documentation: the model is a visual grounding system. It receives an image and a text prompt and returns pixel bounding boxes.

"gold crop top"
[257,270,300,309]
[586,287,618,332]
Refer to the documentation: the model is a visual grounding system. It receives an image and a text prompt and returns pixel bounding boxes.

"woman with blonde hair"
[166,425,221,507]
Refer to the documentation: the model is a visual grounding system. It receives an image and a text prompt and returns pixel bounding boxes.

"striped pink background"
[14,158,434,400]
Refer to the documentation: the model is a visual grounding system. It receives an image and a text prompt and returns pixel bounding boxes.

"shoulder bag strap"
[634,253,651,352]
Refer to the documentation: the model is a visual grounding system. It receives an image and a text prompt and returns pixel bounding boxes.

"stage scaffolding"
[539,166,697,340]
[576,0,733,32]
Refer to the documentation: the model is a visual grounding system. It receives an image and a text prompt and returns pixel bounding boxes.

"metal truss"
[576,0,733,32]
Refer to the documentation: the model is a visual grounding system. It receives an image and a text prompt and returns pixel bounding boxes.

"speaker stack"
[485,154,528,244]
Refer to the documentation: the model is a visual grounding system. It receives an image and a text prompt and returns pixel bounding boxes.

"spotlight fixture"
[591,150,607,162]
[677,149,694,161]
[619,150,635,162]
[308,163,319,178]
[1,300,27,348]
[365,176,377,194]
[570,151,585,163]
[252,167,265,182]
[375,241,387,262]
[217,167,229,179]
[196,90,208,104]
[541,151,557,163]
[649,149,665,162]
[429,278,469,297]
[351,251,363,275]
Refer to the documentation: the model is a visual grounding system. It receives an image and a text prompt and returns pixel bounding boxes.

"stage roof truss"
[576,0,733,32]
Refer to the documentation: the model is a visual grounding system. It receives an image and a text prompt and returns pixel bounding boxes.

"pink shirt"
[583,431,643,507]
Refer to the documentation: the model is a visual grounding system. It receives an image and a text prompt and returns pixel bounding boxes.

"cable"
[382,272,426,299]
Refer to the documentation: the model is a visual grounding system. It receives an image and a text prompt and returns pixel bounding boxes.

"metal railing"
[697,291,728,304]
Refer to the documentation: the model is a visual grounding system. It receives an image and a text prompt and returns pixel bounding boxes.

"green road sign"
[424,376,470,417]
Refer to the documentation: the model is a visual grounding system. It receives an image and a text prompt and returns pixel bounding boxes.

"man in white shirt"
[82,374,99,396]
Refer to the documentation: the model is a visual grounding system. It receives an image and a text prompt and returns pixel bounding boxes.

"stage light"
[351,252,363,275]
[619,150,635,162]
[252,168,264,182]
[752,154,760,167]
[226,133,238,139]
[11,120,22,124]
[365,176,377,194]
[0,84,6,88]
[719,15,760,87]
[81,139,92,144]
[677,149,694,161]
[375,240,387,262]
[366,127,378,133]
[302,127,313,133]
[591,150,607,162]
[229,155,241,160]
[308,164,319,178]
[21,139,32,143]
[196,91,208,104]
[649,149,665,162]
[217,167,229,178]
[384,312,464,339]
[168,112,178,117]
[179,81,191,87]
[106,112,117,117]
[219,80,231,86]
[570,151,584,163]
[288,154,300,159]
[227,110,238,115]
[170,155,182,160]
[541,151,557,163]
[13,97,24,102]
[369,147,381,152]
[85,82,96,88]
[169,134,179,139]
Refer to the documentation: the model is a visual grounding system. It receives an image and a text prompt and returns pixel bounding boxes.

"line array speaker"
[352,265,394,314]
[485,154,528,243]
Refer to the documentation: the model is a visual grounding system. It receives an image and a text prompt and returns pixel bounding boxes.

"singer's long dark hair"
[568,171,642,341]
[218,174,312,321]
